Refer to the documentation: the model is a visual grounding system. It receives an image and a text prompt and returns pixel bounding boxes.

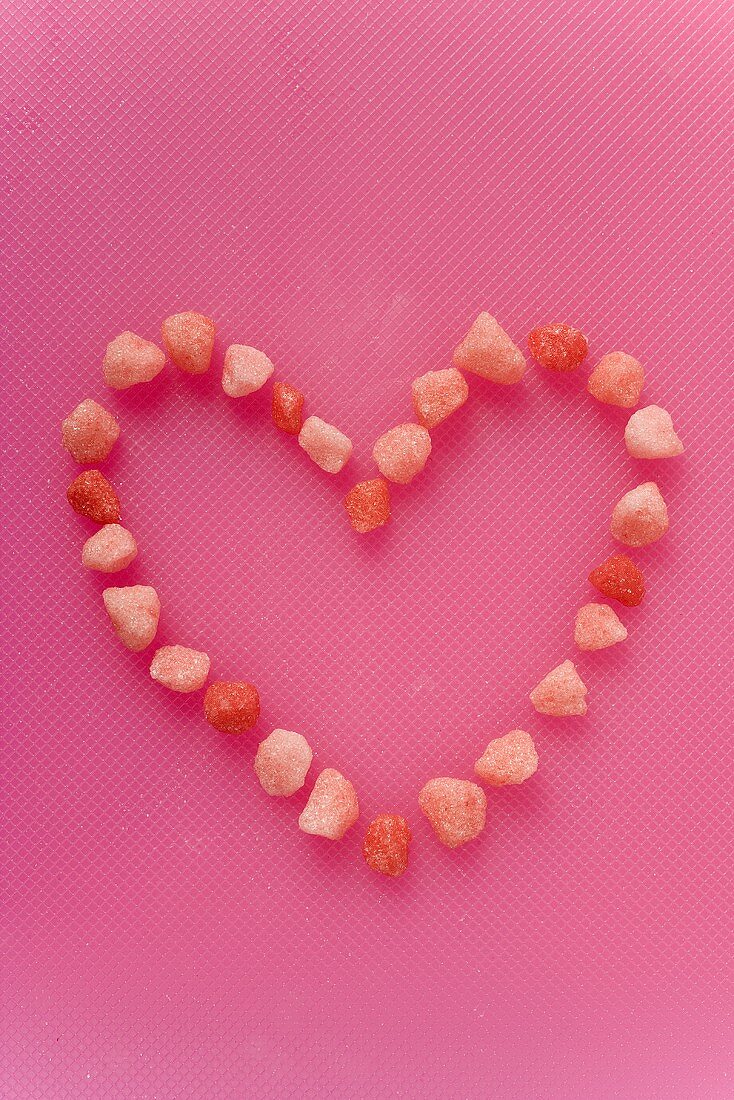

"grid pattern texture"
[2,1,733,1097]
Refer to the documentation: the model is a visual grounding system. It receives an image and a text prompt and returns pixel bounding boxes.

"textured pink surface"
[2,2,733,1097]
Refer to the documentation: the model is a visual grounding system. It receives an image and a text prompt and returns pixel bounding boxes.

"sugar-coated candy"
[344,479,391,533]
[372,423,431,484]
[418,778,486,848]
[61,399,120,464]
[411,368,469,428]
[102,585,160,651]
[272,382,305,434]
[362,814,412,877]
[298,768,359,839]
[587,352,644,407]
[67,470,120,524]
[474,729,538,786]
[625,405,684,458]
[574,602,628,651]
[528,322,588,372]
[611,481,669,548]
[103,332,166,390]
[254,729,313,796]
[589,553,645,606]
[221,345,275,397]
[161,312,215,375]
[82,524,137,572]
[203,681,260,734]
[452,312,525,384]
[530,660,588,716]
[298,416,353,473]
[150,645,210,692]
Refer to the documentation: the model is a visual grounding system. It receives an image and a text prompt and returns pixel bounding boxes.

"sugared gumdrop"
[372,424,431,484]
[625,405,684,458]
[150,645,210,693]
[254,729,313,796]
[528,323,588,372]
[103,332,165,390]
[161,312,215,375]
[203,681,260,734]
[611,482,669,548]
[362,814,412,877]
[574,603,628,651]
[588,553,645,607]
[411,368,468,428]
[452,312,525,384]
[587,352,644,407]
[61,399,120,464]
[418,778,487,848]
[298,768,359,839]
[102,585,160,651]
[298,417,353,473]
[67,470,120,524]
[82,524,137,573]
[344,479,391,533]
[272,382,305,434]
[474,729,538,786]
[530,660,588,716]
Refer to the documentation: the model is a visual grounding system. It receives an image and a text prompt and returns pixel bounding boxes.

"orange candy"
[67,470,120,524]
[362,814,412,877]
[203,681,260,733]
[411,368,468,428]
[589,553,645,607]
[272,382,305,434]
[161,312,215,375]
[452,312,525,384]
[344,479,391,533]
[418,778,487,848]
[103,332,166,390]
[474,729,538,786]
[587,352,644,407]
[528,323,588,372]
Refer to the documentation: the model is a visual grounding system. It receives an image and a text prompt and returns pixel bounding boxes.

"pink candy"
[587,352,644,407]
[82,524,137,572]
[611,481,669,547]
[474,730,538,787]
[254,729,313,796]
[530,659,588,716]
[161,312,215,375]
[103,332,165,390]
[452,312,526,384]
[418,778,487,848]
[299,768,359,839]
[150,645,210,692]
[625,405,684,458]
[412,368,469,428]
[298,416,353,473]
[61,399,120,464]
[574,603,628,651]
[221,344,275,397]
[103,585,161,651]
[372,423,432,484]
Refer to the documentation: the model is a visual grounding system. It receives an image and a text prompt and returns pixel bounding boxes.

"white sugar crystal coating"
[61,399,120,464]
[418,778,487,847]
[103,332,166,390]
[372,423,432,483]
[82,524,138,573]
[574,603,628,651]
[298,417,353,473]
[221,344,275,396]
[298,768,359,839]
[254,729,313,796]
[474,730,538,786]
[452,312,526,384]
[624,405,684,458]
[530,660,588,716]
[103,585,160,651]
[611,481,669,547]
[150,645,210,692]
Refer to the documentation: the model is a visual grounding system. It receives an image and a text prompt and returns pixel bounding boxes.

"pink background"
[2,1,733,1097]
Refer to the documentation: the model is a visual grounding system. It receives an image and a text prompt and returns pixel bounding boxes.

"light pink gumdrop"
[418,778,487,848]
[452,312,525,384]
[530,660,588,716]
[574,603,628,651]
[254,729,313,796]
[587,352,644,407]
[412,368,469,428]
[82,524,137,573]
[611,481,669,547]
[372,423,432,484]
[61,399,120,464]
[149,645,210,692]
[161,312,215,375]
[298,416,353,473]
[221,344,275,396]
[624,405,684,458]
[474,730,538,787]
[102,585,160,652]
[298,768,359,839]
[103,332,166,390]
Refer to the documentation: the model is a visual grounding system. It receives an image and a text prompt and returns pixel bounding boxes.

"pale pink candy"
[412,368,469,428]
[418,778,487,848]
[587,352,644,407]
[574,603,628,651]
[103,332,165,390]
[372,423,432,484]
[611,481,669,547]
[221,344,275,396]
[474,730,538,787]
[254,729,313,796]
[298,416,353,473]
[624,405,684,458]
[150,645,210,692]
[452,312,526,384]
[61,399,120,464]
[82,524,137,573]
[530,660,588,716]
[298,768,359,839]
[102,585,160,652]
[161,312,215,375]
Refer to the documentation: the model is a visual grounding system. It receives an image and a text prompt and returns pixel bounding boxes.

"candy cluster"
[62,311,684,877]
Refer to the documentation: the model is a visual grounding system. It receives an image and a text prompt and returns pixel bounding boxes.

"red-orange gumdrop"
[528,323,589,372]
[203,681,260,734]
[272,382,305,434]
[161,312,215,375]
[588,553,645,607]
[67,470,121,524]
[344,479,391,533]
[362,814,412,877]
